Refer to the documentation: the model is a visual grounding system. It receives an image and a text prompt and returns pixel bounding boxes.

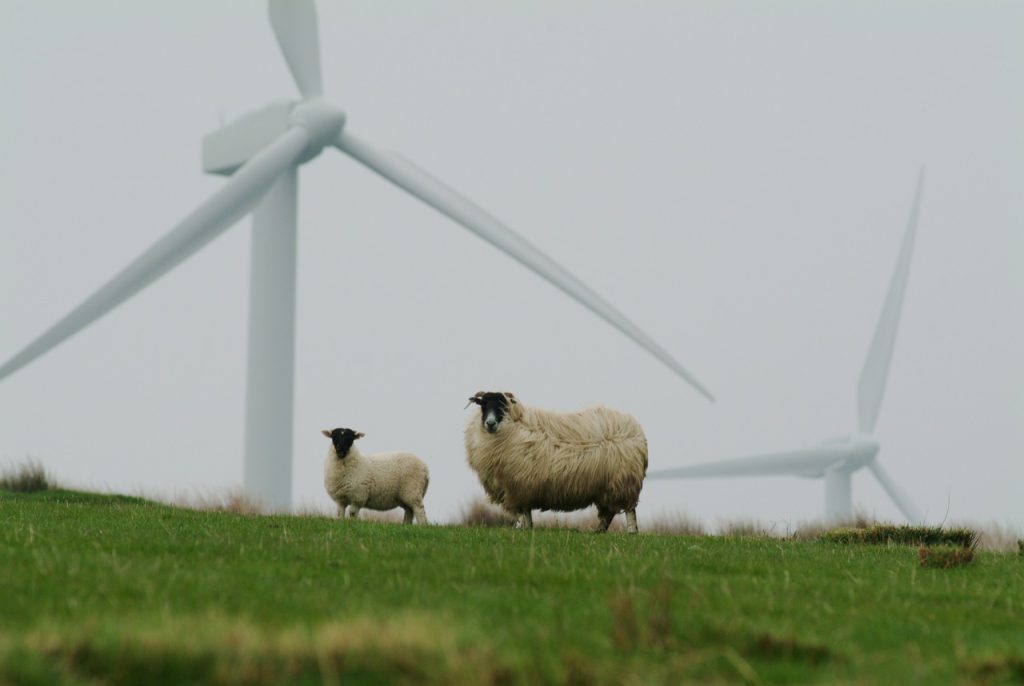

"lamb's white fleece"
[324,444,429,524]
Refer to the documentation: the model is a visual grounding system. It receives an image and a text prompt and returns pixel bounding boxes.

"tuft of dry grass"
[0,460,52,493]
[292,503,334,518]
[166,489,266,515]
[797,518,1022,552]
[642,512,707,536]
[719,519,777,538]
[918,545,976,569]
[791,512,878,541]
[821,524,979,548]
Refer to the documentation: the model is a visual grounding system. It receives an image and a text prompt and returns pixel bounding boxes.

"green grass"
[2,489,1024,685]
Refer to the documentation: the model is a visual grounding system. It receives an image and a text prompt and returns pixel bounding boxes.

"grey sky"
[1,1,1021,527]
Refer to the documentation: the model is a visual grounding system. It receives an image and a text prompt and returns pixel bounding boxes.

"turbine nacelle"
[289,99,346,158]
[816,434,880,475]
[202,99,346,176]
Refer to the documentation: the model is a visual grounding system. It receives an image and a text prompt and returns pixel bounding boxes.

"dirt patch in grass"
[748,633,833,665]
[918,545,976,569]
[962,655,1024,684]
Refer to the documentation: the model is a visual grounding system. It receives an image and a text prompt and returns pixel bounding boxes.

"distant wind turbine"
[648,171,926,523]
[0,0,714,510]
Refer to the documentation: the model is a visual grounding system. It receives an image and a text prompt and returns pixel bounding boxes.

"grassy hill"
[2,487,1023,685]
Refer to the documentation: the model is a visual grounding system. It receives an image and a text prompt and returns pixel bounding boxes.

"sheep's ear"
[505,392,517,404]
[321,429,333,438]
[354,432,365,440]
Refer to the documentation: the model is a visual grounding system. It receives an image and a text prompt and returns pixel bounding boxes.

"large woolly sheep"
[464,391,648,533]
[322,428,429,524]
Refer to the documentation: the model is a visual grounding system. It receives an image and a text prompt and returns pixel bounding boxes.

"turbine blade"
[268,0,323,98]
[868,461,923,523]
[0,127,310,383]
[647,446,849,479]
[335,130,715,401]
[857,169,925,433]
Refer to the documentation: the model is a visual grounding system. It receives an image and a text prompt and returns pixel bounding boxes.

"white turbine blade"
[647,446,849,479]
[335,130,715,401]
[857,169,925,433]
[0,127,311,383]
[268,0,323,98]
[867,461,923,523]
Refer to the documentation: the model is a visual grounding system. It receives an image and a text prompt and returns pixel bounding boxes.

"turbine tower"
[0,0,714,510]
[648,171,926,523]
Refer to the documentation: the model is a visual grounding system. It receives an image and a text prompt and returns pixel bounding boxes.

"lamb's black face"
[468,391,514,434]
[322,427,363,459]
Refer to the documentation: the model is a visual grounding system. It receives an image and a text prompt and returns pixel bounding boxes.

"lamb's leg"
[402,507,414,525]
[597,508,615,533]
[625,509,639,534]
[348,506,361,519]
[337,504,347,518]
[413,504,428,525]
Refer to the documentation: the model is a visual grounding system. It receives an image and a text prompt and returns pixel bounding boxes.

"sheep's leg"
[596,508,615,533]
[514,510,533,529]
[402,507,414,525]
[626,509,639,534]
[348,506,361,519]
[413,504,428,525]
[337,504,347,518]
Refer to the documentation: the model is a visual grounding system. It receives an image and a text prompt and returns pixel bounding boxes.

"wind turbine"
[648,171,926,523]
[0,1,714,510]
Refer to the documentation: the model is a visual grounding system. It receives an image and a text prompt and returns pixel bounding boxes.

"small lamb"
[322,427,429,524]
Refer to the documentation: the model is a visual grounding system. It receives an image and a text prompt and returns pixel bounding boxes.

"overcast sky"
[1,1,1021,528]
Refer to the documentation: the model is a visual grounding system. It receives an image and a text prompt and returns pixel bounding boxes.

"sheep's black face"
[469,392,514,434]
[322,427,364,459]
